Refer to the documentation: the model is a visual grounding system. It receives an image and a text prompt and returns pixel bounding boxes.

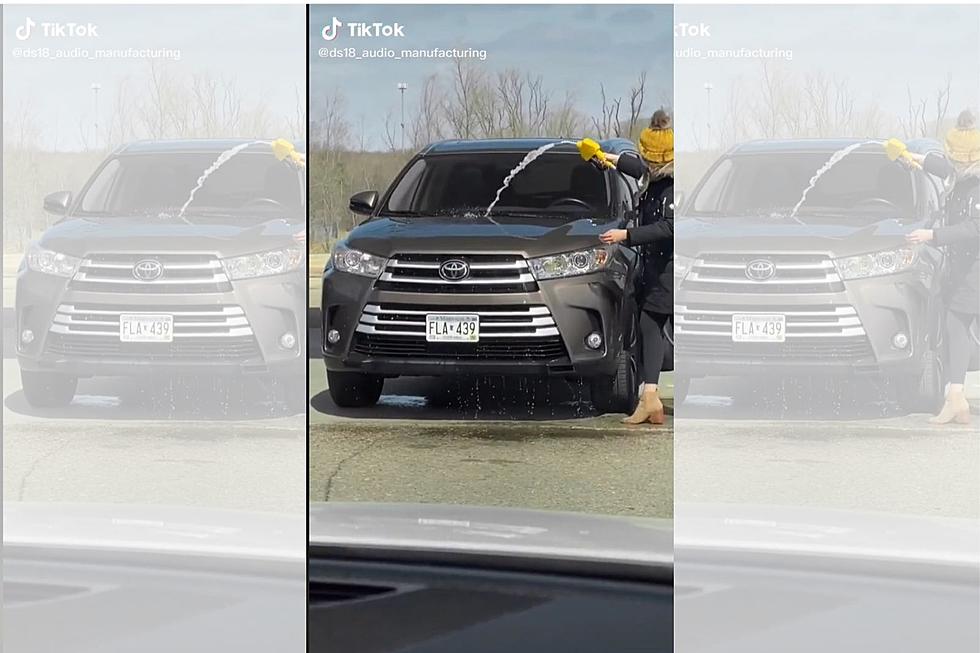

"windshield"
[688,150,916,219]
[381,151,611,219]
[76,151,304,219]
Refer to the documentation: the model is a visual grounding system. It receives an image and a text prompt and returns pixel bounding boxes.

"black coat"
[626,176,674,314]
[934,177,980,315]
[923,153,979,315]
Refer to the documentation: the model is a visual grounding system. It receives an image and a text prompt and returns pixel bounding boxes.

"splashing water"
[788,140,882,220]
[177,139,270,218]
[485,140,576,216]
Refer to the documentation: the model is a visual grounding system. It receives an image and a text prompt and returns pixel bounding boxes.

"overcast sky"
[3,5,305,151]
[309,4,673,151]
[675,4,980,151]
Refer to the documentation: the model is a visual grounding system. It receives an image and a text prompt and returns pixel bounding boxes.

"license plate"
[426,313,480,342]
[120,313,174,343]
[732,313,785,343]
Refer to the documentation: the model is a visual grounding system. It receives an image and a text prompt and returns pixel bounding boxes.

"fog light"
[326,329,341,345]
[585,332,603,350]
[279,332,297,350]
[20,329,34,344]
[892,332,909,349]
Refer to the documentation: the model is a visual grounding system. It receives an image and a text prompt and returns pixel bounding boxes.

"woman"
[597,110,674,425]
[900,109,980,424]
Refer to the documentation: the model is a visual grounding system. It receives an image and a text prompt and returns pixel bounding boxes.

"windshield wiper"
[488,209,559,218]
[385,209,427,217]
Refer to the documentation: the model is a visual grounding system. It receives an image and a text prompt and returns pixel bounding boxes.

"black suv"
[675,138,952,411]
[16,139,306,408]
[321,138,644,412]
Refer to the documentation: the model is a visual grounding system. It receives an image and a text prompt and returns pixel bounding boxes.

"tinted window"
[77,152,303,218]
[381,152,611,219]
[690,150,915,219]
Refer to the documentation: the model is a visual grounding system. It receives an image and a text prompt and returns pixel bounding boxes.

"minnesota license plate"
[426,314,480,342]
[120,313,174,343]
[732,313,785,343]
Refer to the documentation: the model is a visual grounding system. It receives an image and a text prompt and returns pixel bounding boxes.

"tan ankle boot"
[930,389,972,425]
[623,387,666,425]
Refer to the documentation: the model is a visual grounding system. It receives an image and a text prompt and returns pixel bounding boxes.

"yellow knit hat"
[638,127,674,164]
[945,127,980,164]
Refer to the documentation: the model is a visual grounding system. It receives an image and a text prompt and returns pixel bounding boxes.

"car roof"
[422,137,638,156]
[116,139,306,155]
[729,137,942,156]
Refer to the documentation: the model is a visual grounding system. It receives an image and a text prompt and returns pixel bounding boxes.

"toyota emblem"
[744,259,776,281]
[133,259,164,281]
[438,259,470,282]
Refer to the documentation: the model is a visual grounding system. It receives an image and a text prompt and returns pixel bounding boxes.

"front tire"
[894,348,944,414]
[590,324,639,415]
[21,370,77,408]
[326,369,384,408]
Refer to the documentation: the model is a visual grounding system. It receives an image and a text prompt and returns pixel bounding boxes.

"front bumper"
[675,271,937,378]
[321,268,630,378]
[15,269,305,377]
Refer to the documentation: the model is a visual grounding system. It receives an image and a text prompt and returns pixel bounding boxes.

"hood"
[674,214,926,257]
[3,502,304,561]
[37,215,302,258]
[675,502,980,570]
[309,502,672,568]
[346,214,617,259]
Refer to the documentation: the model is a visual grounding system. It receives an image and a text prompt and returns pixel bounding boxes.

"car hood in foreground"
[346,215,618,259]
[36,215,303,258]
[310,502,672,568]
[3,502,305,561]
[674,215,928,258]
[311,502,978,571]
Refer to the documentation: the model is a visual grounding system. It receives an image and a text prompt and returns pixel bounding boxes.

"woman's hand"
[906,229,934,244]
[600,229,628,244]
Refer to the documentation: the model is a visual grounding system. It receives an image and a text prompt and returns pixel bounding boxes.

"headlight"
[26,243,80,278]
[222,247,303,280]
[674,253,695,281]
[528,247,611,280]
[834,246,918,280]
[332,244,387,278]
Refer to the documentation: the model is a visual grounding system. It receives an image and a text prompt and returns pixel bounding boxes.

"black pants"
[947,310,978,385]
[640,309,670,385]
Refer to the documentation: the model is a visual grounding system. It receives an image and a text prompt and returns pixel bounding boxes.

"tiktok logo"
[15,17,35,40]
[321,17,343,41]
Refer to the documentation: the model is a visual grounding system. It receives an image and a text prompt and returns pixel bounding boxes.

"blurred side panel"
[2,6,307,651]
[674,5,980,653]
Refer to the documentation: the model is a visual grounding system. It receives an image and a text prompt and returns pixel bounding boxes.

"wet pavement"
[309,365,674,518]
[2,355,306,513]
[675,376,980,518]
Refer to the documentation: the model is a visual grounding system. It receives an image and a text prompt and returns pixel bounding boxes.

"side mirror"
[43,191,72,216]
[349,190,379,216]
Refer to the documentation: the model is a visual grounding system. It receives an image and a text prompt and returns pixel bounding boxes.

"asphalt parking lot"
[2,325,307,514]
[676,375,980,518]
[308,363,675,519]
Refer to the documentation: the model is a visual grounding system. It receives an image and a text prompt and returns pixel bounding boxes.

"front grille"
[675,304,873,361]
[349,303,567,361]
[44,334,261,361]
[49,304,253,338]
[682,252,844,294]
[44,304,260,361]
[352,334,568,360]
[354,303,559,338]
[676,304,866,338]
[70,253,231,294]
[675,338,874,361]
[374,254,537,294]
